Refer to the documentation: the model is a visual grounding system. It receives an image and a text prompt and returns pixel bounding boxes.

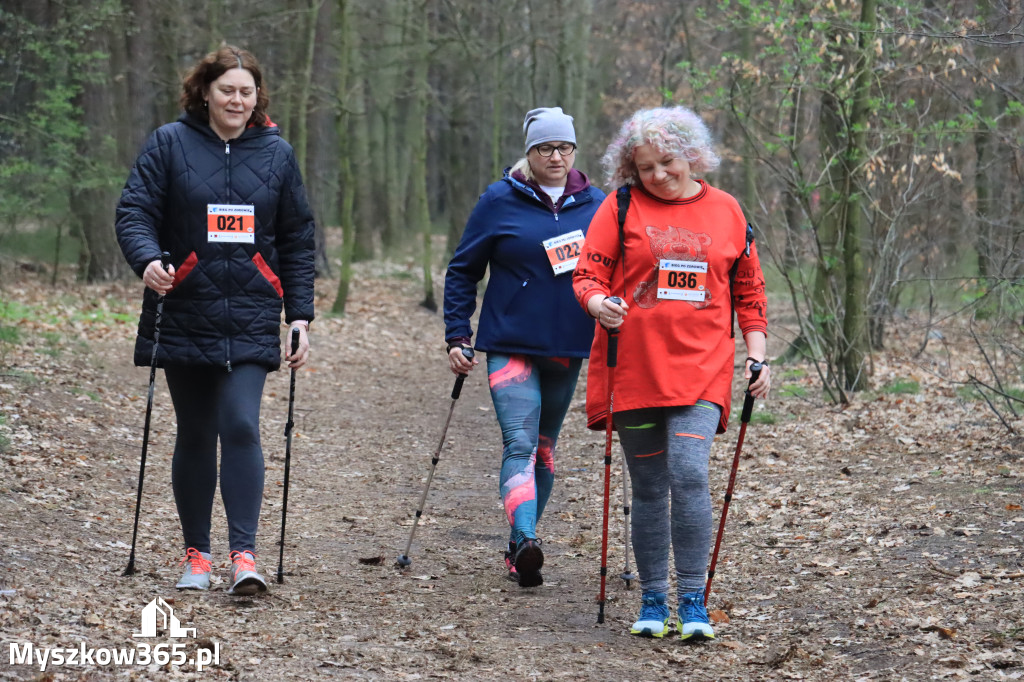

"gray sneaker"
[227,550,268,596]
[175,548,213,590]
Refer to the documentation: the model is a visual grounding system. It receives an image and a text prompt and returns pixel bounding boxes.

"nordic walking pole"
[704,362,763,605]
[396,347,474,568]
[277,326,301,584]
[123,251,171,577]
[619,448,637,588]
[597,296,622,624]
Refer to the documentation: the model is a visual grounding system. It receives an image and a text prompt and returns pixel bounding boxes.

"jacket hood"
[506,168,592,211]
[179,112,280,140]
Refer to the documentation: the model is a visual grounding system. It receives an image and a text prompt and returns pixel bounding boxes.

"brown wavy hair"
[180,46,270,127]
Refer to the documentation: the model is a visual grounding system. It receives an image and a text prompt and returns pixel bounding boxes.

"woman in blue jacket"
[116,46,315,596]
[444,107,604,587]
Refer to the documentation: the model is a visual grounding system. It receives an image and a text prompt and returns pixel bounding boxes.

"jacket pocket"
[170,251,198,291]
[502,279,530,316]
[252,252,284,298]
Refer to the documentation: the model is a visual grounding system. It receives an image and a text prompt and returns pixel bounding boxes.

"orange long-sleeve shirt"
[573,182,767,433]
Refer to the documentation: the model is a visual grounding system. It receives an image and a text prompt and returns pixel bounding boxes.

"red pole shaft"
[704,362,762,606]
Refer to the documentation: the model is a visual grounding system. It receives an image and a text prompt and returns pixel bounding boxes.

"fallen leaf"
[921,624,957,639]
[709,609,730,624]
[955,571,982,587]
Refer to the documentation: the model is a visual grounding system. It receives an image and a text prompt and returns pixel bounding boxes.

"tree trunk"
[839,0,876,392]
[73,14,130,282]
[407,0,435,311]
[333,0,356,314]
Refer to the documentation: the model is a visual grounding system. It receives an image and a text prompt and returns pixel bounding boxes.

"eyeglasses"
[533,143,576,158]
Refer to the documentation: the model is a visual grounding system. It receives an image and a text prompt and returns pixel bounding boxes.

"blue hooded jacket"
[444,168,604,356]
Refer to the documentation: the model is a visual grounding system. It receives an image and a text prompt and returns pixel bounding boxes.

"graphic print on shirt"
[633,224,713,310]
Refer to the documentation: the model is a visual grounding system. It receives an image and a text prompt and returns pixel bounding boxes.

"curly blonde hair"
[601,107,720,188]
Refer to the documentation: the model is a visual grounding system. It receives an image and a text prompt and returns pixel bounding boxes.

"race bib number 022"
[207,204,255,243]
[542,230,585,275]
[657,259,708,301]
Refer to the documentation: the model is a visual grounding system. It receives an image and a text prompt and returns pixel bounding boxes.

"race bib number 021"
[207,204,255,243]
[542,230,585,275]
[657,259,708,301]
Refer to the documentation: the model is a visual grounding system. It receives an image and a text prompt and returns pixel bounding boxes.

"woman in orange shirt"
[573,106,770,640]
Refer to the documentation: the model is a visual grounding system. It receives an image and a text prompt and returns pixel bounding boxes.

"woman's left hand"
[285,324,310,369]
[745,359,771,399]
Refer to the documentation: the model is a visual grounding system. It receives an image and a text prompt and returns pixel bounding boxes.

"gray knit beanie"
[523,107,576,153]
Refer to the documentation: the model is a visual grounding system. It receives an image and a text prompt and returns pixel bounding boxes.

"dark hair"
[180,46,270,127]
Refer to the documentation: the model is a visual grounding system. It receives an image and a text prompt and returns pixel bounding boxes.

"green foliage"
[0,4,124,241]
[779,384,808,398]
[882,379,920,395]
[956,384,983,401]
[0,222,82,264]
[750,410,777,425]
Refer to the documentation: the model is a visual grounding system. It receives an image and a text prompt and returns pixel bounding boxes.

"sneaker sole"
[680,630,715,642]
[514,543,544,587]
[228,577,268,596]
[175,582,209,591]
[630,625,667,638]
[517,570,543,588]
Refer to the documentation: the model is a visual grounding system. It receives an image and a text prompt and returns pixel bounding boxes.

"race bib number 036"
[657,259,708,301]
[207,204,255,243]
[542,230,585,275]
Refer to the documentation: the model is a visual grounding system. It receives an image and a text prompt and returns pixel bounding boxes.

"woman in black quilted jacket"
[115,46,315,596]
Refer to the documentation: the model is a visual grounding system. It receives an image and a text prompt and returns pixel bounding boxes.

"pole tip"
[396,555,411,568]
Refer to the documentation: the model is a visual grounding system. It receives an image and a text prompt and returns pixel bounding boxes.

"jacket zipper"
[224,140,233,372]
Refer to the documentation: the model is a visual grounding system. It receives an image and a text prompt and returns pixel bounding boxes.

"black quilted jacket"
[116,113,316,371]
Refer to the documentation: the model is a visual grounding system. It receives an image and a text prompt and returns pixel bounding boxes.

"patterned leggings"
[614,401,722,600]
[487,353,582,546]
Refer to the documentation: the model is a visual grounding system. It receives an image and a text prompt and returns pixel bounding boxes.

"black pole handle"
[160,251,170,271]
[452,347,474,399]
[605,296,622,368]
[290,327,301,355]
[739,362,763,423]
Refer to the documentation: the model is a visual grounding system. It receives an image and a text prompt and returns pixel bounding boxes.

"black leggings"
[164,364,267,554]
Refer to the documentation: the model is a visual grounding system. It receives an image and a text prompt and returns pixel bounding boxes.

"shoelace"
[229,550,256,573]
[180,548,212,575]
[680,596,709,624]
[638,596,667,621]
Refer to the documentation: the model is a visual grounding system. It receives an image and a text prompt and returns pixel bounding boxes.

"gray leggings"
[164,364,268,554]
[614,401,721,601]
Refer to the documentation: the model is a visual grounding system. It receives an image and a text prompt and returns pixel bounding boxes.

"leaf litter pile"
[0,263,1022,681]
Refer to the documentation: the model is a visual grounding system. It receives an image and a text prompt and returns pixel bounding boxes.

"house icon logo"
[132,598,197,639]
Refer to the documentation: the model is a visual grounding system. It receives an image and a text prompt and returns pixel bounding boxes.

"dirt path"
[1,266,1022,681]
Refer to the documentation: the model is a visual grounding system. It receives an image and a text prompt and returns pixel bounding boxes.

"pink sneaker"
[504,542,518,582]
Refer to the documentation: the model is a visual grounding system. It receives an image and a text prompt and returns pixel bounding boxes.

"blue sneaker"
[678,590,714,641]
[630,592,670,638]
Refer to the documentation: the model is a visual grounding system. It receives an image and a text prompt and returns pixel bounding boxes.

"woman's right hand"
[448,345,478,375]
[143,259,175,295]
[587,294,629,329]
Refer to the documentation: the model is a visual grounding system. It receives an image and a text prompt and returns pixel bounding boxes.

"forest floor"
[0,260,1022,682]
